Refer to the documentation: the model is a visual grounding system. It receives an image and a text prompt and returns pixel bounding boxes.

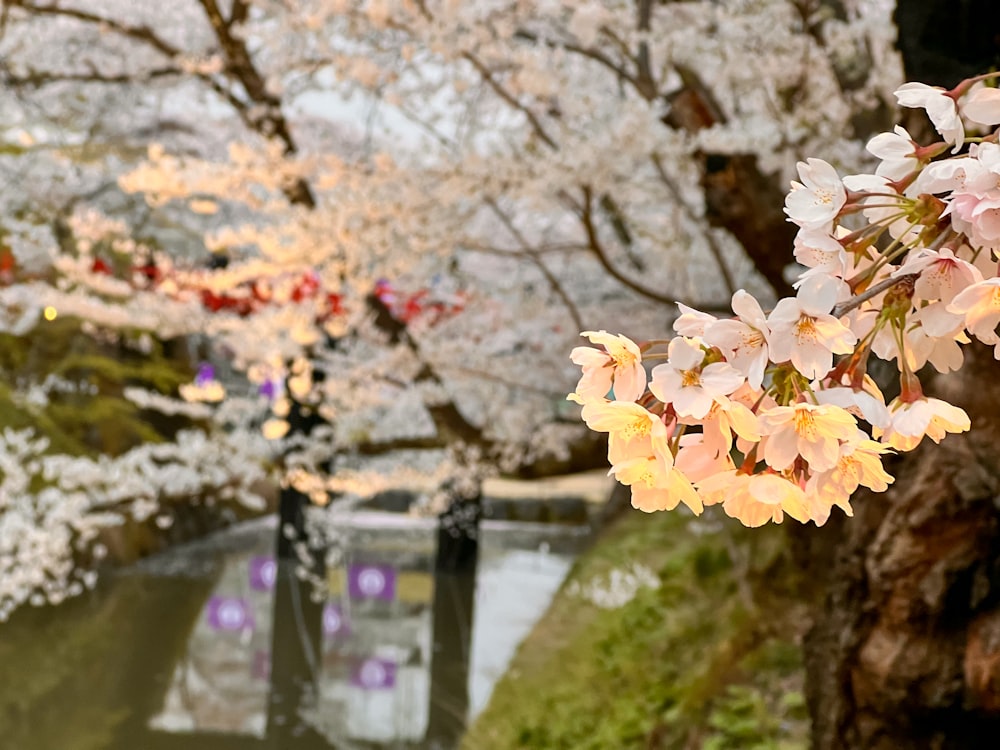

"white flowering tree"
[5,0,999,745]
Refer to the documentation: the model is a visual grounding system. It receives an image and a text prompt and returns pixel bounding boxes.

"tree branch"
[651,153,737,297]
[1,66,183,87]
[831,274,918,318]
[461,51,558,150]
[7,1,181,58]
[577,186,728,311]
[513,29,642,92]
[484,197,584,331]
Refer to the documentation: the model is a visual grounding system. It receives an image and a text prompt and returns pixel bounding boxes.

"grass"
[462,506,810,749]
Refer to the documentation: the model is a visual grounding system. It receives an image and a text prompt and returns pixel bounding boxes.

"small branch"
[8,1,181,58]
[578,186,727,311]
[513,29,642,92]
[484,197,584,331]
[461,51,558,150]
[652,153,737,297]
[635,0,656,99]
[831,274,918,318]
[2,66,183,87]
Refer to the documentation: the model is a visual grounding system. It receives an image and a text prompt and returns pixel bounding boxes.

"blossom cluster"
[570,76,1000,527]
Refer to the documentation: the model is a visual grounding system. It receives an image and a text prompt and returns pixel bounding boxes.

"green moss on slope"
[463,508,810,750]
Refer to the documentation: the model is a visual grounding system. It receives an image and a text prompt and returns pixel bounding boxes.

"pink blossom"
[758,402,858,472]
[765,277,857,379]
[649,337,745,419]
[895,82,963,152]
[611,456,703,515]
[948,277,1000,345]
[962,86,1000,126]
[874,397,970,452]
[570,330,646,402]
[784,158,847,230]
[866,125,918,180]
[703,290,771,390]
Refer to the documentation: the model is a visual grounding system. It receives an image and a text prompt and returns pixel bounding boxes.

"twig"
[577,186,727,311]
[461,51,558,150]
[484,197,584,331]
[652,153,737,297]
[831,274,918,318]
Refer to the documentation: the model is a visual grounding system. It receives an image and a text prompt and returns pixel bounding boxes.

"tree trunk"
[801,346,1000,749]
[797,6,1000,748]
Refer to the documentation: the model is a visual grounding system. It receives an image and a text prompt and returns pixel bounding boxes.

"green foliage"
[0,316,200,457]
[462,510,810,749]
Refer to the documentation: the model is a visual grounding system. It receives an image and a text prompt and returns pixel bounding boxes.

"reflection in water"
[1,512,591,749]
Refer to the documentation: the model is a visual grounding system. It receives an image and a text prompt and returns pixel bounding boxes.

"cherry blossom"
[577,399,673,469]
[758,402,858,473]
[948,277,1000,345]
[570,331,646,403]
[649,337,745,419]
[611,456,702,515]
[704,290,771,390]
[572,69,1000,529]
[784,158,848,230]
[804,438,894,525]
[962,87,1000,127]
[765,278,857,380]
[867,125,918,181]
[874,397,971,452]
[894,82,964,152]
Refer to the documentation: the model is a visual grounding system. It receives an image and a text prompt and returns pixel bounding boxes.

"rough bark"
[801,347,1000,749]
[796,7,1000,749]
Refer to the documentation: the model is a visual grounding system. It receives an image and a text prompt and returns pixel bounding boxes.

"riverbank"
[462,504,811,749]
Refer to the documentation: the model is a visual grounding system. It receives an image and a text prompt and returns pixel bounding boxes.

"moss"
[0,319,201,458]
[462,510,810,750]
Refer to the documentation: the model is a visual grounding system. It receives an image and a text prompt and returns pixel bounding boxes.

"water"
[0,511,592,749]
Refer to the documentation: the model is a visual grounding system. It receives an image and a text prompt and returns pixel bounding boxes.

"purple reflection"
[351,658,396,690]
[258,378,280,399]
[322,603,349,637]
[195,362,215,386]
[251,649,271,681]
[249,556,277,591]
[347,564,396,601]
[205,595,254,631]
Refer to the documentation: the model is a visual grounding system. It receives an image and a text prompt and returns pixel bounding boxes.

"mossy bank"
[463,504,811,749]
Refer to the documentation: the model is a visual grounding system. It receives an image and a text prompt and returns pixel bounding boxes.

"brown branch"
[350,435,448,456]
[366,293,492,450]
[663,66,796,297]
[578,186,728,311]
[651,153,737,297]
[195,0,315,207]
[229,0,249,26]
[831,273,918,319]
[1,66,183,87]
[635,0,656,99]
[513,29,642,92]
[461,51,558,150]
[7,1,181,58]
[484,197,584,331]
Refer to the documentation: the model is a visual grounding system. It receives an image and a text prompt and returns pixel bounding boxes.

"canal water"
[0,508,594,749]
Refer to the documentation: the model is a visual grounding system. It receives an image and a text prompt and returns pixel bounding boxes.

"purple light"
[249,556,277,591]
[347,564,396,601]
[195,362,215,386]
[205,595,253,632]
[322,603,349,637]
[351,658,396,690]
[258,379,279,399]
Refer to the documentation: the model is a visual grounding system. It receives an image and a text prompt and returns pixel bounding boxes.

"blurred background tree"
[5,1,1000,745]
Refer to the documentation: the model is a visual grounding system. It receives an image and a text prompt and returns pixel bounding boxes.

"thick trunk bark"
[801,348,1000,749]
[797,7,1000,748]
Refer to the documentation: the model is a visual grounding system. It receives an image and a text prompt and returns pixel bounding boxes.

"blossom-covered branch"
[571,74,1000,527]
